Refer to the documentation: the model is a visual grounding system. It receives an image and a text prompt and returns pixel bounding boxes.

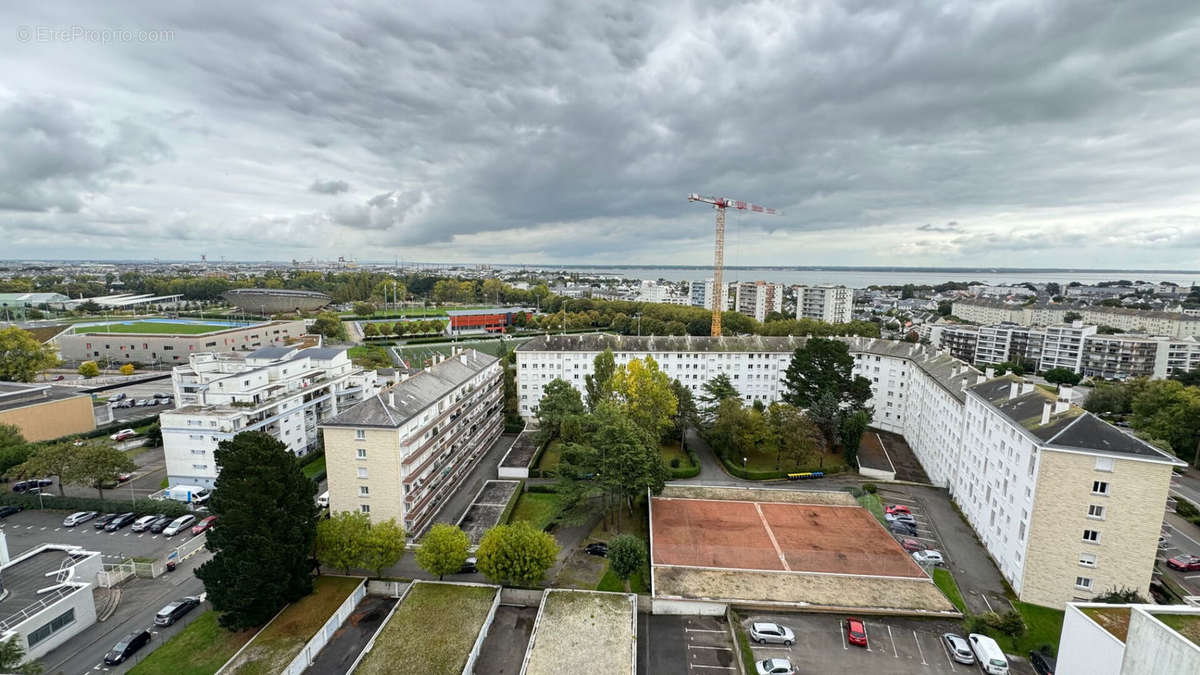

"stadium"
[223,288,331,314]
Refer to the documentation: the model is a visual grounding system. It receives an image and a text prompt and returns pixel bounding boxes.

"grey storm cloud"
[2,1,1200,266]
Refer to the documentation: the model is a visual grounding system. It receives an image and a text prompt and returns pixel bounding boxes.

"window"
[1088,504,1106,519]
[1079,553,1097,567]
[360,504,370,514]
[357,467,368,479]
[1092,480,1109,496]
[193,464,209,471]
[1082,529,1100,544]
[359,486,369,496]
[356,448,367,459]
[355,429,365,440]
[1095,457,1114,472]
[1075,576,1093,590]
[27,608,75,647]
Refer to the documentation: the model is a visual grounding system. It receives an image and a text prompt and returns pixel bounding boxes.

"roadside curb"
[97,588,121,622]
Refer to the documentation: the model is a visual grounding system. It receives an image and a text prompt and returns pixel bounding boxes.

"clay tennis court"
[651,497,925,578]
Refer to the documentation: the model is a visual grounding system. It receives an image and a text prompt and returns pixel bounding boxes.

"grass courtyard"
[75,321,231,335]
[508,492,561,531]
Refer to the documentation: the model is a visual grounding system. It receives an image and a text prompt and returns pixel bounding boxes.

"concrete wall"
[1057,604,1124,675]
[1122,607,1200,675]
[1023,451,1172,607]
[280,578,367,675]
[651,598,727,616]
[16,586,97,663]
[0,395,95,441]
[57,320,305,363]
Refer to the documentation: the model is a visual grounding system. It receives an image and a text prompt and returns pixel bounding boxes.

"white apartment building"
[794,285,854,324]
[1039,323,1097,372]
[320,349,503,536]
[516,334,1183,608]
[929,324,979,363]
[689,279,735,312]
[975,323,1045,367]
[637,281,689,305]
[1057,603,1200,675]
[733,281,785,323]
[952,299,1200,338]
[160,346,380,488]
[969,284,1037,299]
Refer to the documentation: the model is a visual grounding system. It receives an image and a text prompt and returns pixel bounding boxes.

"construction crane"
[687,193,781,336]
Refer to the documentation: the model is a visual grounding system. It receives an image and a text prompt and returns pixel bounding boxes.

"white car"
[749,622,794,645]
[912,550,945,565]
[163,515,196,536]
[109,429,137,441]
[755,658,795,675]
[63,511,98,527]
[317,491,329,508]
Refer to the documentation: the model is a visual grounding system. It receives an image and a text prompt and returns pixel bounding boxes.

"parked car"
[755,658,795,675]
[148,514,174,533]
[63,511,98,527]
[131,514,162,532]
[885,504,911,516]
[103,630,152,666]
[584,542,608,557]
[111,393,127,401]
[105,512,137,531]
[912,550,945,566]
[12,478,53,493]
[1166,554,1200,572]
[749,622,794,645]
[969,633,1009,674]
[317,491,329,508]
[192,515,217,535]
[1029,650,1056,675]
[458,556,478,574]
[154,392,172,399]
[164,514,196,536]
[846,617,868,647]
[93,513,118,529]
[942,633,975,665]
[890,521,917,536]
[0,505,23,518]
[109,428,137,441]
[890,513,917,526]
[1159,535,1170,549]
[116,472,133,483]
[154,596,201,626]
[899,538,923,552]
[52,375,65,381]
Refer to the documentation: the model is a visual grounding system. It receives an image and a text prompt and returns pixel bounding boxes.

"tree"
[584,349,616,411]
[119,363,136,376]
[991,610,1026,640]
[310,312,346,340]
[592,404,669,522]
[144,421,163,447]
[608,534,647,590]
[781,337,872,413]
[670,379,699,442]
[535,379,585,441]
[482,278,505,303]
[416,523,471,580]
[0,424,30,476]
[363,322,380,337]
[71,445,136,499]
[839,409,871,467]
[1064,311,1083,322]
[361,518,406,576]
[766,403,820,469]
[1085,380,1135,415]
[196,432,319,630]
[0,634,43,675]
[476,521,559,587]
[316,511,372,574]
[610,356,677,440]
[1130,380,1200,464]
[0,327,58,382]
[353,302,376,316]
[8,442,74,495]
[1043,368,1082,386]
[699,373,740,423]
[78,361,100,378]
[1171,367,1200,387]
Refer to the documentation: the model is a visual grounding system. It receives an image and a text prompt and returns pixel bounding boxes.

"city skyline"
[4,2,1200,267]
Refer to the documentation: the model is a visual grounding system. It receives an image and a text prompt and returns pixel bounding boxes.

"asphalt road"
[1171,469,1200,508]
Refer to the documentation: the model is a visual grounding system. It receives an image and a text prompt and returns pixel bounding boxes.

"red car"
[1166,554,1200,572]
[885,505,911,516]
[191,516,217,536]
[899,538,923,552]
[846,617,868,647]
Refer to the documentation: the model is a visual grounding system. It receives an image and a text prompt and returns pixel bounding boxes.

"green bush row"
[669,448,702,479]
[1176,496,1200,524]
[0,493,193,518]
[497,480,525,524]
[718,456,846,481]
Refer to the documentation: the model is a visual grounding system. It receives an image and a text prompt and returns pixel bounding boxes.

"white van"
[317,491,329,508]
[968,633,1008,675]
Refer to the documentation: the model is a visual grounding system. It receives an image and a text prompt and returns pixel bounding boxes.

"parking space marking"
[886,624,898,658]
[1184,574,1200,580]
[913,630,927,665]
[685,628,726,633]
[1168,526,1200,549]
[840,622,847,650]
[980,594,994,612]
[687,645,732,651]
[690,666,734,671]
[938,634,957,672]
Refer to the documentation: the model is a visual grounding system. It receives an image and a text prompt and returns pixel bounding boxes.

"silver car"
[163,514,196,536]
[62,511,98,527]
[942,633,975,665]
[749,622,794,645]
[755,658,795,675]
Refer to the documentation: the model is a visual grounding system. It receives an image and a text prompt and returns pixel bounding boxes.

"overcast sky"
[3,1,1200,268]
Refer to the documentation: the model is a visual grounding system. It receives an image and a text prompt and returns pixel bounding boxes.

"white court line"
[913,630,927,665]
[753,502,790,572]
[938,634,957,672]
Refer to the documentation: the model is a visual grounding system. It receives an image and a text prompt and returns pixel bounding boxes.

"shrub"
[846,486,865,498]
[1176,496,1200,519]
[862,483,878,494]
[963,614,990,635]
[669,458,681,469]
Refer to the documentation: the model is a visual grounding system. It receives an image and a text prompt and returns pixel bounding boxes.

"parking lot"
[741,613,1033,674]
[875,488,946,563]
[639,614,737,675]
[0,508,201,564]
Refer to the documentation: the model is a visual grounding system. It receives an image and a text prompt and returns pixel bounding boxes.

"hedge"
[0,493,193,518]
[525,484,558,494]
[718,456,846,481]
[497,479,525,524]
[1176,496,1200,525]
[669,448,702,479]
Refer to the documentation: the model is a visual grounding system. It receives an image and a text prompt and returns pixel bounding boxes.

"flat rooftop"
[0,382,88,413]
[0,548,91,612]
[1082,605,1131,642]
[356,582,497,675]
[522,590,635,675]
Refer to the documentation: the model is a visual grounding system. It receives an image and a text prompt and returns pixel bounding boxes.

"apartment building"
[160,346,379,488]
[975,323,1045,368]
[1040,323,1097,372]
[320,349,503,536]
[688,279,735,312]
[929,324,979,363]
[516,333,1182,608]
[794,285,854,323]
[637,282,689,306]
[952,299,1200,338]
[733,281,784,323]
[950,299,1030,324]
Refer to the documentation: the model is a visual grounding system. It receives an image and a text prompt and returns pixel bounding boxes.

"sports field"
[650,497,925,578]
[75,321,222,335]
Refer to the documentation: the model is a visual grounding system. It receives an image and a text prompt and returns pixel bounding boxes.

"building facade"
[159,346,379,488]
[0,383,95,442]
[689,279,735,312]
[445,308,532,334]
[929,324,979,363]
[1039,323,1098,372]
[1057,603,1200,675]
[320,349,503,536]
[515,334,1182,608]
[733,281,784,323]
[54,319,306,365]
[0,540,103,665]
[794,285,854,324]
[952,299,1200,338]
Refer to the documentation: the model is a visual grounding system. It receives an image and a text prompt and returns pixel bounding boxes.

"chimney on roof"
[388,391,395,407]
[1041,400,1053,425]
[976,373,986,385]
[1009,382,1020,400]
[985,367,995,379]
[1058,384,1073,400]
[1055,398,1069,414]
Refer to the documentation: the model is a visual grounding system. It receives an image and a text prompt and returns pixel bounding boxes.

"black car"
[154,596,201,626]
[584,542,609,557]
[93,513,118,529]
[457,557,478,574]
[0,505,23,518]
[148,514,175,533]
[103,630,151,665]
[890,522,918,536]
[12,478,53,493]
[105,512,137,531]
[1029,650,1056,675]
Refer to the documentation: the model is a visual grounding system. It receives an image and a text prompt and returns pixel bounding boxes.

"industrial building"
[53,319,306,365]
[0,382,96,442]
[320,349,503,536]
[445,308,532,335]
[794,285,854,323]
[222,288,331,314]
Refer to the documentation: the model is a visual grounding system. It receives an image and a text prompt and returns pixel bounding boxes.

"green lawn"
[533,439,562,473]
[933,568,966,613]
[128,611,255,675]
[225,576,362,675]
[75,321,232,335]
[596,563,650,593]
[347,344,392,368]
[357,583,496,675]
[976,601,1065,656]
[301,456,326,480]
[660,442,690,466]
[856,493,887,525]
[508,492,561,530]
